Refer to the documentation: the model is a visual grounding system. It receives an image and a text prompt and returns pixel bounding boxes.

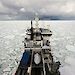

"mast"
[31,20,33,40]
[35,14,39,30]
[33,14,40,41]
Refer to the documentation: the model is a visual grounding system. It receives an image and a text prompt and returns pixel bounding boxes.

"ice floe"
[4,35,15,40]
[66,45,75,52]
[0,21,75,75]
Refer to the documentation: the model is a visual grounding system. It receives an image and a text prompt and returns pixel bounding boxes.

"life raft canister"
[34,53,41,64]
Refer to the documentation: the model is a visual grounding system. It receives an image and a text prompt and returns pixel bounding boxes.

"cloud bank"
[0,0,75,20]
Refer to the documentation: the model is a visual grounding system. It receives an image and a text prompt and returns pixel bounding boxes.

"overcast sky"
[0,0,75,20]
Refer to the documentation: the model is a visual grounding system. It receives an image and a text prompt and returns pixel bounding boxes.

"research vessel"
[15,15,61,75]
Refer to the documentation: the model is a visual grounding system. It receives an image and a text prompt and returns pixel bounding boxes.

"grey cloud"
[0,0,75,20]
